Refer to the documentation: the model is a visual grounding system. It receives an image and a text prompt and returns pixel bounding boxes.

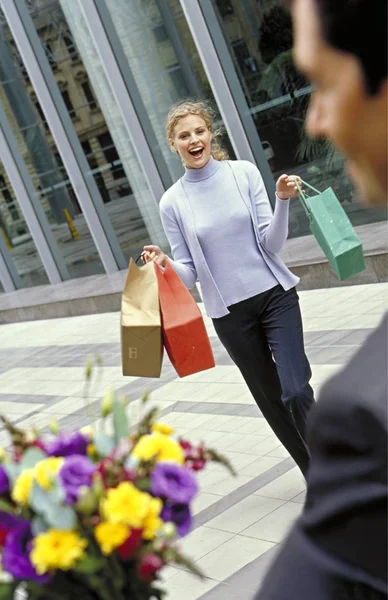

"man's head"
[291,0,387,205]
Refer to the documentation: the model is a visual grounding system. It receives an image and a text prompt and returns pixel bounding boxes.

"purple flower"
[0,466,9,495]
[0,512,23,547]
[151,463,198,504]
[161,503,192,537]
[45,431,88,457]
[59,455,96,504]
[2,519,49,583]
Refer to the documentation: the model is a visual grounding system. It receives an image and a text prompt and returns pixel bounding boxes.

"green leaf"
[124,455,139,470]
[31,515,48,535]
[205,448,237,476]
[0,498,15,513]
[74,556,104,574]
[135,477,151,492]
[112,398,129,443]
[171,549,205,579]
[141,390,150,404]
[0,583,17,599]
[30,482,52,514]
[94,432,115,457]
[51,483,65,504]
[20,447,46,469]
[46,504,76,530]
[30,482,76,530]
[4,462,20,483]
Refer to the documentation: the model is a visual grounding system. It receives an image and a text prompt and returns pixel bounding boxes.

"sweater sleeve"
[160,202,197,289]
[250,165,290,254]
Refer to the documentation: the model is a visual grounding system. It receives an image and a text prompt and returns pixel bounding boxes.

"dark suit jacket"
[257,314,388,599]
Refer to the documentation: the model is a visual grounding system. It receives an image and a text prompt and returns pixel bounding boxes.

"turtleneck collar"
[183,156,222,183]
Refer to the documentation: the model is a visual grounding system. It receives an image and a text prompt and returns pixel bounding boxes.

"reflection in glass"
[0,172,49,288]
[102,0,235,179]
[29,0,159,262]
[54,0,169,257]
[0,13,105,282]
[213,0,387,237]
[59,0,235,257]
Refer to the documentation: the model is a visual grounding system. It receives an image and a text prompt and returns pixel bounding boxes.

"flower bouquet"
[0,386,234,599]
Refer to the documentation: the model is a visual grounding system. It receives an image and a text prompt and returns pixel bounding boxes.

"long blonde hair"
[166,99,229,161]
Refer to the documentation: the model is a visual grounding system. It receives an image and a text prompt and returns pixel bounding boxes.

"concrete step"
[0,222,386,323]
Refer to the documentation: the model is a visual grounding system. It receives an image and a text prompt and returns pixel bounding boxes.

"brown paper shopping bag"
[121,259,163,378]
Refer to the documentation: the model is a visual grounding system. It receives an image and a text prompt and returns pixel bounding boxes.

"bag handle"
[298,178,321,195]
[134,254,166,275]
[295,179,311,218]
[294,178,321,219]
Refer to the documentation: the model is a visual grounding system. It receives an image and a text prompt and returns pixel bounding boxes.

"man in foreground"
[257,0,387,598]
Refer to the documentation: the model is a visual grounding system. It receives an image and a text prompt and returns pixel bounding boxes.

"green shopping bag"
[296,179,366,281]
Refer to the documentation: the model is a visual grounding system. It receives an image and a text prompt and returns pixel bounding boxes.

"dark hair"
[288,0,387,95]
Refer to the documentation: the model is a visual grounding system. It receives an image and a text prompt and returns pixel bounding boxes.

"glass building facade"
[0,0,386,292]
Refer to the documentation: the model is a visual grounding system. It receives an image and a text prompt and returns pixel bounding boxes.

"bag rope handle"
[294,177,321,219]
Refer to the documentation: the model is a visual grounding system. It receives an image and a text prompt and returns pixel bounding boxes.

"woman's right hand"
[141,245,167,267]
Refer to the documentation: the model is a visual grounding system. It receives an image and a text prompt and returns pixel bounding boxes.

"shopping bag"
[297,179,366,280]
[121,259,163,378]
[155,260,215,378]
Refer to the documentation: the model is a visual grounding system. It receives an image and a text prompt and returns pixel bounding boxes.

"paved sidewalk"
[0,282,387,599]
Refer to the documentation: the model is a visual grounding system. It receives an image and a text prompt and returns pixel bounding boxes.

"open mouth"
[189,147,204,159]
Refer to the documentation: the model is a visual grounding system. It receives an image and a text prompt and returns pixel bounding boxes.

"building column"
[0,0,126,273]
[0,102,70,284]
[0,236,22,292]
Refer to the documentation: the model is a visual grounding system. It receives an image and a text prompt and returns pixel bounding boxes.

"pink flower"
[138,554,164,581]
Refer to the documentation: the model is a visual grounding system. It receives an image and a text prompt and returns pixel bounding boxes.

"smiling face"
[171,114,213,170]
[292,0,388,205]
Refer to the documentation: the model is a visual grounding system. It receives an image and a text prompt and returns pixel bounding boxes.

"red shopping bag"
[155,260,215,378]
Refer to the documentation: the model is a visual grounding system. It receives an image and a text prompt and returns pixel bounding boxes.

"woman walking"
[142,100,314,476]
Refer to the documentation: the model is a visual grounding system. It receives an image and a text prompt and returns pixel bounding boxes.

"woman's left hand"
[276,174,303,199]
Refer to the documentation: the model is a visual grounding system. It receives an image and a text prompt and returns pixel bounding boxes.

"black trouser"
[213,285,314,476]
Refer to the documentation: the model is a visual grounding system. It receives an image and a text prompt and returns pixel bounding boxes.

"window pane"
[81,80,97,110]
[24,0,164,263]
[0,172,49,288]
[61,90,76,117]
[0,16,106,282]
[212,0,387,237]
[102,0,235,182]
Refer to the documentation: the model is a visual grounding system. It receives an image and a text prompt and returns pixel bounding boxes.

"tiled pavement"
[0,282,387,600]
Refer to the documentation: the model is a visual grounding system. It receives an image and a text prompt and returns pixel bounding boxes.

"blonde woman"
[142,100,314,476]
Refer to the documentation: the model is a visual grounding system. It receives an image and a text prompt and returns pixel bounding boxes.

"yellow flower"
[143,497,163,540]
[95,522,129,555]
[12,469,34,505]
[34,458,64,490]
[151,423,174,436]
[87,444,97,458]
[131,433,184,465]
[0,447,5,462]
[101,482,150,528]
[31,529,87,574]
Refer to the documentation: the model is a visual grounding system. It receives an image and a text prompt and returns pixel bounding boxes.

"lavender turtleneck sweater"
[159,158,299,318]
